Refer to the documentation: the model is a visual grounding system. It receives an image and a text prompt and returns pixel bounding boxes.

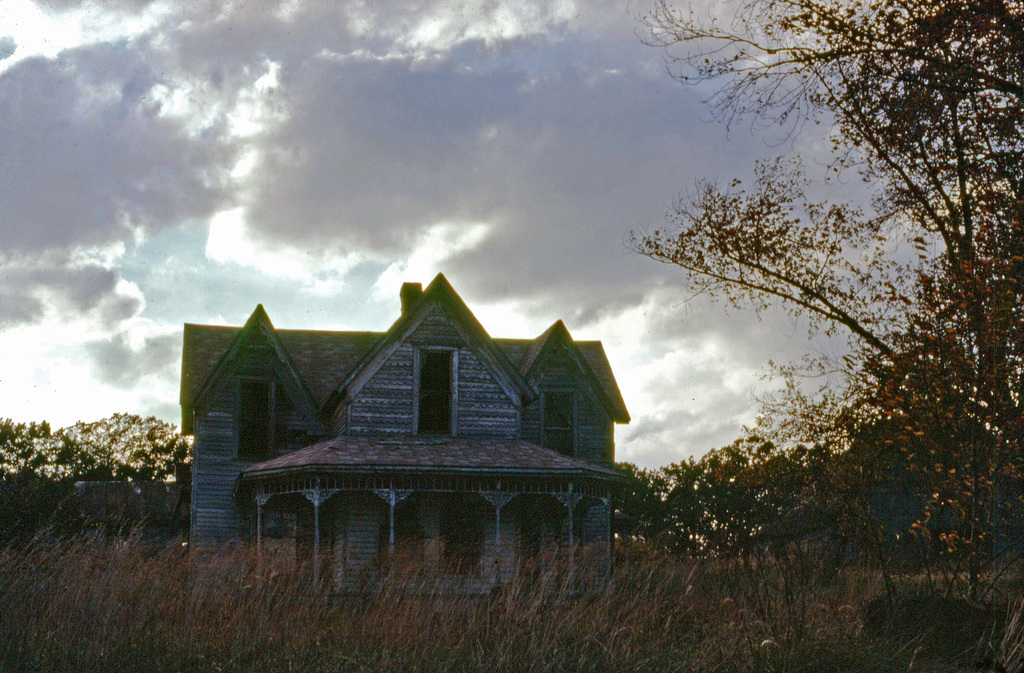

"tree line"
[0,414,190,541]
[616,438,840,559]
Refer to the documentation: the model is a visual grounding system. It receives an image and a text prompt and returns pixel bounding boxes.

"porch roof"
[239,435,617,481]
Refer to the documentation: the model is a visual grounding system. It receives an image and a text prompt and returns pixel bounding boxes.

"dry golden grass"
[0,533,1013,673]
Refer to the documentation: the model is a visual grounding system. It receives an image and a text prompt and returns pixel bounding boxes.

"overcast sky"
[0,0,843,467]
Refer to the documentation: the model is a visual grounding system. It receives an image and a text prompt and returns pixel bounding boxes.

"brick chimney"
[400,282,423,315]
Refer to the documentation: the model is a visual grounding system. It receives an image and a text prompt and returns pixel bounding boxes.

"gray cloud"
[84,332,180,388]
[231,36,766,323]
[0,35,247,330]
[0,36,15,60]
[0,292,44,325]
[0,255,143,329]
[0,48,234,254]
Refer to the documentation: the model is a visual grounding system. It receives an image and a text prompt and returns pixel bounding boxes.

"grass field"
[0,533,1020,673]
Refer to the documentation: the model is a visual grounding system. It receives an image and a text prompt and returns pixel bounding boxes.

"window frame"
[413,347,459,436]
[237,377,275,460]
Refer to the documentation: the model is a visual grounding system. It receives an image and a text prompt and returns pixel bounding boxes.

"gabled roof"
[517,320,630,423]
[180,275,630,430]
[181,326,381,415]
[239,434,617,481]
[324,274,535,413]
[181,305,329,434]
[492,337,627,421]
[574,342,629,422]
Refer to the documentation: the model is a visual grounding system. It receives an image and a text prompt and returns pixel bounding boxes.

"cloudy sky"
[0,0,838,467]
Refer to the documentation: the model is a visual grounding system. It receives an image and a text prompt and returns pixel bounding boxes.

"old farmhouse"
[180,274,629,591]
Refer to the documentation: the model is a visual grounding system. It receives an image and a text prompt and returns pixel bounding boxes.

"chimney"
[400,282,423,315]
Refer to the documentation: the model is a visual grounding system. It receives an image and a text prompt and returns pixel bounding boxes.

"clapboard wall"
[190,338,322,546]
[521,344,614,466]
[348,309,519,437]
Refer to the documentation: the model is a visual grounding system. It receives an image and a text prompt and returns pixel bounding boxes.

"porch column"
[601,494,612,585]
[481,491,516,544]
[372,485,412,554]
[255,492,272,561]
[303,484,337,587]
[556,485,582,545]
[481,491,517,584]
[302,488,321,585]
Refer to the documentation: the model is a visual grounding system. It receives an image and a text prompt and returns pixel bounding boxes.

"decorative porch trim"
[372,486,414,553]
[243,472,609,500]
[244,470,613,588]
[480,491,518,544]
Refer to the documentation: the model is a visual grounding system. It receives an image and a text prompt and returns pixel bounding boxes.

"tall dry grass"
[0,532,1009,673]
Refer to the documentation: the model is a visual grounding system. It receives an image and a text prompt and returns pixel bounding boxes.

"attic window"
[239,379,273,459]
[418,350,452,434]
[543,391,574,456]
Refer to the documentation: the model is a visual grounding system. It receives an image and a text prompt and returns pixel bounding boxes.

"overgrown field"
[0,534,1021,673]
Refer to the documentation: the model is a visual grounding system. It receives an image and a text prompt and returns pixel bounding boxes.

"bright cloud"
[373,221,494,300]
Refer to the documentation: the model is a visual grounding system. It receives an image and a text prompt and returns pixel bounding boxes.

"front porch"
[241,470,613,594]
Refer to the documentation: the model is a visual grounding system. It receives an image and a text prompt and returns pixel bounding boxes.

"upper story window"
[239,379,273,459]
[418,350,453,434]
[543,391,574,456]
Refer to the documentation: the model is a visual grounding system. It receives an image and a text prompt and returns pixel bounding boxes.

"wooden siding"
[577,395,614,465]
[456,349,519,438]
[522,400,541,444]
[191,392,247,545]
[407,309,467,349]
[421,494,442,573]
[581,502,611,585]
[525,345,614,467]
[581,502,609,544]
[191,341,323,545]
[230,341,324,454]
[333,494,384,590]
[328,494,516,592]
[329,400,348,435]
[348,310,519,437]
[348,343,415,434]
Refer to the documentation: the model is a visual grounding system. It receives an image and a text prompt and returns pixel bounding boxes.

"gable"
[181,325,381,432]
[183,306,324,436]
[574,342,630,423]
[326,274,534,413]
[531,343,607,418]
[515,321,630,424]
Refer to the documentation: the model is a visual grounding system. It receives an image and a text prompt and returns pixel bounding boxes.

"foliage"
[614,462,675,543]
[0,420,54,476]
[0,414,191,541]
[633,159,903,355]
[857,276,1024,593]
[55,413,191,482]
[634,0,1024,596]
[618,436,843,557]
[0,414,190,483]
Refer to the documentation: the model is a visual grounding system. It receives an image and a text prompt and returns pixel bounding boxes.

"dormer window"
[418,350,453,434]
[542,391,574,456]
[239,379,273,459]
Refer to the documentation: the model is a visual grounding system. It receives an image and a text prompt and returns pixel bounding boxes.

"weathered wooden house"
[180,274,629,591]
